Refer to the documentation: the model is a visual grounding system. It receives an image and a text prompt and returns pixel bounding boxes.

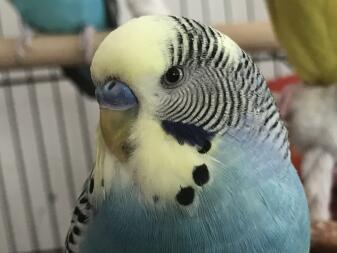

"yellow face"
[90,15,242,205]
[91,16,178,161]
[91,15,176,99]
[91,16,212,205]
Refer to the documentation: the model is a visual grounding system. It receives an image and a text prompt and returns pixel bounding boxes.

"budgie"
[65,15,310,253]
[279,83,337,222]
[266,0,337,85]
[10,0,169,97]
[266,0,337,221]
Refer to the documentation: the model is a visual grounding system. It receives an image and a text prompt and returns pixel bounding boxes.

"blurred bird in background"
[266,0,337,222]
[10,0,170,98]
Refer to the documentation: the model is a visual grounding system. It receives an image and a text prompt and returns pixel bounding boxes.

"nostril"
[107,82,115,90]
[108,83,115,90]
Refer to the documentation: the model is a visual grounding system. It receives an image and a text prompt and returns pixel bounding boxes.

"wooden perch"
[0,32,109,69]
[0,22,279,69]
[214,22,279,52]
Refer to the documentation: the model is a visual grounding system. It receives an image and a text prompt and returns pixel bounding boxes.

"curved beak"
[95,80,138,161]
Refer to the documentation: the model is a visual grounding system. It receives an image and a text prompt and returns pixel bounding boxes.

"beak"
[95,80,138,110]
[96,80,138,161]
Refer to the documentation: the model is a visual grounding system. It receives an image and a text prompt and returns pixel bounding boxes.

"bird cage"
[0,0,332,252]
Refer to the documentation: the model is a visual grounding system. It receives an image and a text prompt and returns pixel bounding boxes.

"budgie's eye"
[163,66,184,88]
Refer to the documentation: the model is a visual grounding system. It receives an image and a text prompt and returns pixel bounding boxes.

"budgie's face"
[91,15,285,206]
[92,15,243,151]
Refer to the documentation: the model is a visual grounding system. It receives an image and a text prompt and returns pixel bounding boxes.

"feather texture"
[66,15,310,253]
[76,128,310,253]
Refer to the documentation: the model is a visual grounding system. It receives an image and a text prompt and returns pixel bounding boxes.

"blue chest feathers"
[80,134,310,253]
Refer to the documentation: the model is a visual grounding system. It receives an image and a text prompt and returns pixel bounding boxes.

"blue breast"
[81,129,310,253]
[11,0,108,33]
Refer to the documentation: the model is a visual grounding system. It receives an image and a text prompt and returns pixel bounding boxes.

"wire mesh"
[0,151,17,252]
[0,0,292,252]
[2,73,40,251]
[50,74,78,204]
[25,70,62,247]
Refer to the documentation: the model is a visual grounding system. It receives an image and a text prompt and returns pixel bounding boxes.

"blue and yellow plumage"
[80,130,308,252]
[65,15,310,253]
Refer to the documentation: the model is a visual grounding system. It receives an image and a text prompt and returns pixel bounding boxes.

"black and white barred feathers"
[158,16,289,159]
[65,177,93,253]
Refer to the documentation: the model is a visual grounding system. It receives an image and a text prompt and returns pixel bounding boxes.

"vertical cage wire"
[3,74,40,250]
[25,70,62,247]
[223,0,233,23]
[179,0,188,17]
[245,0,256,21]
[0,154,17,252]
[0,16,18,253]
[75,92,94,172]
[200,0,211,24]
[0,9,40,252]
[272,52,282,78]
[50,71,77,205]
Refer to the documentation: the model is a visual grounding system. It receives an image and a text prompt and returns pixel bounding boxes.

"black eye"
[163,66,184,87]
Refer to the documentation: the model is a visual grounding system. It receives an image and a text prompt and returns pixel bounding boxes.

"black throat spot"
[161,120,214,153]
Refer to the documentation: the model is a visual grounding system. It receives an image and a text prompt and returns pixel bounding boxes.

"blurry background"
[0,0,292,252]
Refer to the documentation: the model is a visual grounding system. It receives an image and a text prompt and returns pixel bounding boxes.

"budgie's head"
[91,15,287,206]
